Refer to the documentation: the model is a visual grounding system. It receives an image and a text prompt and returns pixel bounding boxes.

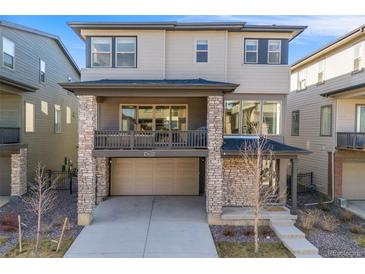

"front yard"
[296,193,365,258]
[0,190,82,258]
[210,225,293,258]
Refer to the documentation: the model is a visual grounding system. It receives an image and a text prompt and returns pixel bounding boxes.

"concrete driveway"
[64,196,217,258]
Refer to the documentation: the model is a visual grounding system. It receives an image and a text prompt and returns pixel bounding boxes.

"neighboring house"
[0,21,80,196]
[287,25,365,202]
[61,21,307,225]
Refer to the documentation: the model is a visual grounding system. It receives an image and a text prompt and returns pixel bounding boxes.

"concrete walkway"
[64,196,217,258]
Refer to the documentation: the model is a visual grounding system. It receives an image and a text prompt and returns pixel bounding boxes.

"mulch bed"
[0,190,82,256]
[296,192,365,258]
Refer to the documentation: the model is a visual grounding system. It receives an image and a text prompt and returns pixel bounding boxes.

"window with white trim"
[2,37,14,69]
[54,105,61,133]
[317,60,325,83]
[91,37,112,67]
[39,59,46,83]
[25,102,35,133]
[268,40,281,64]
[196,40,208,63]
[66,106,71,124]
[244,39,258,63]
[41,100,48,115]
[353,42,364,72]
[297,70,307,90]
[116,37,137,67]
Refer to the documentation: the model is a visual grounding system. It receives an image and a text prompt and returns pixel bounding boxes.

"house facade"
[61,21,307,225]
[287,25,365,202]
[0,21,80,196]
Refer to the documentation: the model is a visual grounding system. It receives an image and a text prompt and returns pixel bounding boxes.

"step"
[295,254,322,258]
[270,223,305,240]
[270,219,296,226]
[281,238,319,256]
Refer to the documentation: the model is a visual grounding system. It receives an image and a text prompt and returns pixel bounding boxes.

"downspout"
[305,100,336,206]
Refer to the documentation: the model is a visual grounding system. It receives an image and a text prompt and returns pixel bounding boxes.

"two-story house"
[287,25,365,214]
[61,21,307,225]
[0,21,80,197]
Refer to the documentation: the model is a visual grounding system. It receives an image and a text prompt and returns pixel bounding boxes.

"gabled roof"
[221,137,310,156]
[0,20,80,76]
[292,24,365,70]
[68,21,306,41]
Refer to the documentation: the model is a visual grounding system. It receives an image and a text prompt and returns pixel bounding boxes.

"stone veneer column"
[206,96,224,224]
[11,148,27,196]
[96,157,110,204]
[78,95,97,225]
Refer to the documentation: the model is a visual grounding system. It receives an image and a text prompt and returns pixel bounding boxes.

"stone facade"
[223,157,255,207]
[206,96,224,215]
[96,157,110,204]
[10,148,27,196]
[77,95,97,225]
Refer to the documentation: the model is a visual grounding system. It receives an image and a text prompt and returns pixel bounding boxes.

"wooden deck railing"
[94,130,207,150]
[337,132,365,149]
[0,127,20,144]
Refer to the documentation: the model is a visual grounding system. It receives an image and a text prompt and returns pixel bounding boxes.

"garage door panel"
[111,158,199,195]
[342,162,365,200]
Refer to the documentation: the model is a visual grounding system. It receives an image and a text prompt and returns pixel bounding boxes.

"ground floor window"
[120,104,187,131]
[356,105,365,132]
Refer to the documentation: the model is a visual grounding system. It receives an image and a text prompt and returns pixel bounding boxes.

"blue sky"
[1,15,365,68]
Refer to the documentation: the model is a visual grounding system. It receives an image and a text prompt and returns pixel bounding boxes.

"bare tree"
[234,134,281,254]
[23,162,57,256]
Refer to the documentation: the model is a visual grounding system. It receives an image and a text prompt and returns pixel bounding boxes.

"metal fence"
[48,170,78,194]
[287,172,315,195]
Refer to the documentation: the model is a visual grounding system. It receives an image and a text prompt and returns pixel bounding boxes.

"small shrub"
[298,209,322,230]
[0,213,18,227]
[339,209,353,223]
[319,214,339,232]
[51,213,67,228]
[242,227,255,237]
[223,227,235,237]
[260,226,271,237]
[319,203,330,212]
[349,223,365,234]
[0,224,17,232]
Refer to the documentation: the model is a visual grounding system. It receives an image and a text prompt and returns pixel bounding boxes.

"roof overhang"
[0,75,38,92]
[321,82,365,98]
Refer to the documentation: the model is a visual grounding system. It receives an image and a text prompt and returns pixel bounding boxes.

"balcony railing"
[95,130,207,150]
[0,127,20,144]
[337,132,365,150]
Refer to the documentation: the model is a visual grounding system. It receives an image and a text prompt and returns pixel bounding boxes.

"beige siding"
[336,99,365,132]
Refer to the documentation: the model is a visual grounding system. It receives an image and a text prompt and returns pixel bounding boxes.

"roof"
[68,21,306,41]
[0,75,38,92]
[0,20,80,76]
[321,82,365,97]
[221,137,310,156]
[60,78,239,93]
[292,24,365,69]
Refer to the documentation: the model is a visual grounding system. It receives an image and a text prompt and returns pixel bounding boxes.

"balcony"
[0,127,20,144]
[94,130,207,150]
[337,132,365,150]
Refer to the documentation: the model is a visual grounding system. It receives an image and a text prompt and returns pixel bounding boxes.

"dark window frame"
[2,37,15,70]
[320,105,333,137]
[291,110,300,136]
[39,59,46,83]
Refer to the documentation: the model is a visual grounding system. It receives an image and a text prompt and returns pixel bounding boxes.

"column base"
[207,213,222,225]
[78,213,93,226]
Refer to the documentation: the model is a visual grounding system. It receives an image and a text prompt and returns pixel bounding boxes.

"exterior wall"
[77,95,97,225]
[98,97,207,130]
[10,148,27,196]
[0,25,80,181]
[0,93,21,127]
[206,96,223,217]
[96,157,109,204]
[336,99,365,132]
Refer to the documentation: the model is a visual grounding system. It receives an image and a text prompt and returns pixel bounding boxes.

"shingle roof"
[222,137,309,155]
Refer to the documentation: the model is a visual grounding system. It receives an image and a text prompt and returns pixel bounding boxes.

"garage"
[342,162,365,200]
[0,156,11,196]
[111,158,200,195]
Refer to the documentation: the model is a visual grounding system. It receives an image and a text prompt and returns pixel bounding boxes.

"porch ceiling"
[59,78,239,96]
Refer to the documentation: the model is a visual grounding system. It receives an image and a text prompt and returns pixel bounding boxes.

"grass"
[0,236,10,245]
[354,235,365,248]
[215,242,293,258]
[2,237,74,258]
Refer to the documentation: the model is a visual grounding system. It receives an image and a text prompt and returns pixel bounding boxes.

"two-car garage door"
[342,162,365,200]
[111,158,199,195]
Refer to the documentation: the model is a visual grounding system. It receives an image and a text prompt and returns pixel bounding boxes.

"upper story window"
[196,40,208,63]
[2,37,15,69]
[54,104,62,133]
[91,37,112,67]
[320,105,332,137]
[317,60,325,83]
[116,37,137,68]
[262,101,281,135]
[25,102,35,133]
[66,106,72,124]
[41,100,48,115]
[39,59,46,83]
[268,40,281,64]
[291,110,300,136]
[244,39,258,64]
[353,42,364,72]
[297,70,307,90]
